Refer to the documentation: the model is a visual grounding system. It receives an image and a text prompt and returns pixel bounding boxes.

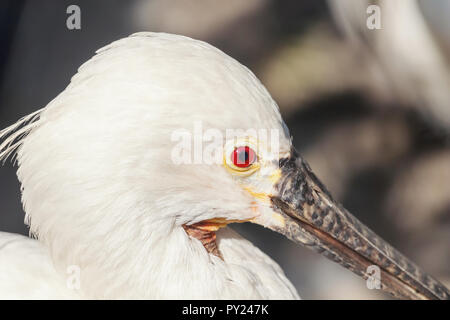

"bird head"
[3,33,449,299]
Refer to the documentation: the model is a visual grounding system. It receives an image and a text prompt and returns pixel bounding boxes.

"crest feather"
[0,108,43,163]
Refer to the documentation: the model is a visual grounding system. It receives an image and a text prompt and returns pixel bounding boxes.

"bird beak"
[266,148,450,300]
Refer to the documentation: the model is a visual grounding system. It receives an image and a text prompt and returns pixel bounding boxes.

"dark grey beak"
[269,148,450,300]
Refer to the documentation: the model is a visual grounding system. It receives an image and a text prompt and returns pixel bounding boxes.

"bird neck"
[47,216,237,299]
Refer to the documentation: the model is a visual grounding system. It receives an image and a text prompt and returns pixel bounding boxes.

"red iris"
[231,146,256,168]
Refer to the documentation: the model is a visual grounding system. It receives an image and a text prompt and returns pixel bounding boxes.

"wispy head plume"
[0,109,43,164]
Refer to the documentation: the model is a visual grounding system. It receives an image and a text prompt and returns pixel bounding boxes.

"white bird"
[0,33,448,300]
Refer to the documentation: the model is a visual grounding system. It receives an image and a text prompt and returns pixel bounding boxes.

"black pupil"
[238,150,249,164]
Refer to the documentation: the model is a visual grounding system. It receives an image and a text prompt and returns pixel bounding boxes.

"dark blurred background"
[1,0,449,299]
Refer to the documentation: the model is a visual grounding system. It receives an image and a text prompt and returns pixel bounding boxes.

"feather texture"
[0,32,298,299]
[0,108,43,163]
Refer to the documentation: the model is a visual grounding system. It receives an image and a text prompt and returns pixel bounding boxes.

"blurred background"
[0,0,449,299]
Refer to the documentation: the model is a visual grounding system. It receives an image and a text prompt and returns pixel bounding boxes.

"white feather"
[0,108,43,163]
[0,32,298,299]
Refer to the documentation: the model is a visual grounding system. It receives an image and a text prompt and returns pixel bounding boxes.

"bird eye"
[231,146,256,169]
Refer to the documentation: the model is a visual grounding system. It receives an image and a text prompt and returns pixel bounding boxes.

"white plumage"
[0,33,298,299]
